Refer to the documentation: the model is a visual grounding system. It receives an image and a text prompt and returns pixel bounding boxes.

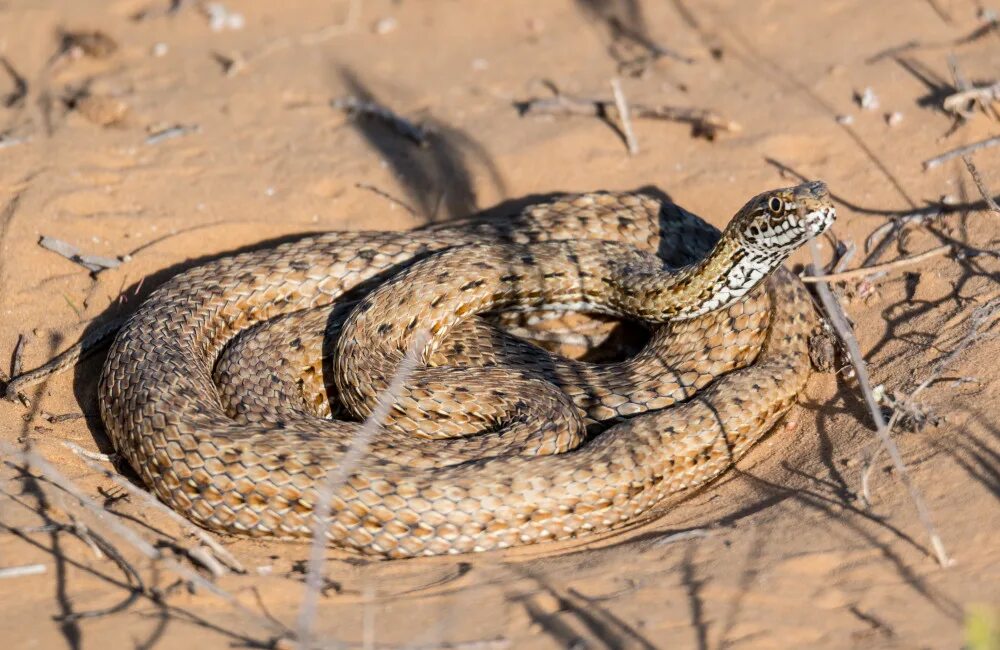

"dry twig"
[943,81,1000,117]
[65,441,245,574]
[294,332,429,649]
[861,295,1000,504]
[800,245,952,283]
[923,135,1000,170]
[1,442,286,636]
[961,155,1000,214]
[516,92,739,139]
[807,241,952,567]
[610,78,639,155]
[38,235,121,273]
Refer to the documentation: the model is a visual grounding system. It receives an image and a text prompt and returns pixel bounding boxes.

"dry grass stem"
[219,0,360,76]
[610,78,639,155]
[356,182,419,217]
[923,135,1000,170]
[808,241,952,567]
[943,81,1000,116]
[961,155,1000,214]
[800,245,952,283]
[65,441,246,574]
[0,563,47,579]
[516,92,740,138]
[0,442,286,636]
[295,332,430,649]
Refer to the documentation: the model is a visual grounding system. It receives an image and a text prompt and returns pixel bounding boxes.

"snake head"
[731,181,836,254]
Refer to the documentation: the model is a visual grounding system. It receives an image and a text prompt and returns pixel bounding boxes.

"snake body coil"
[99,182,834,557]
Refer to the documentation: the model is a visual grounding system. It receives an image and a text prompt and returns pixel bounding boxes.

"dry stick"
[220,0,360,76]
[0,442,289,636]
[517,94,740,137]
[0,563,46,579]
[295,332,430,649]
[609,78,639,155]
[943,81,1000,117]
[807,241,952,567]
[64,441,245,575]
[11,333,26,377]
[355,183,418,217]
[922,135,1000,170]
[961,155,1000,215]
[861,295,1000,506]
[800,245,952,283]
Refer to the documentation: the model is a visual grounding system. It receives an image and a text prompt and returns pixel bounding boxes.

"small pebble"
[858,87,879,110]
[205,3,244,32]
[74,94,130,127]
[151,42,169,57]
[372,16,398,35]
[835,114,854,125]
[471,58,489,71]
[885,111,904,127]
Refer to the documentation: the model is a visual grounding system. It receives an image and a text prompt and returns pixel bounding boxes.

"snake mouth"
[793,181,836,238]
[803,205,836,236]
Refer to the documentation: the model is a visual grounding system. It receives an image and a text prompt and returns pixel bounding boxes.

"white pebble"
[835,114,854,125]
[858,87,879,110]
[471,58,489,71]
[151,42,169,57]
[372,17,398,35]
[885,111,904,127]
[205,3,244,32]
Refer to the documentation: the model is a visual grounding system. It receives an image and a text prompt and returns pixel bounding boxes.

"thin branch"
[295,332,430,648]
[922,135,1000,170]
[516,93,739,138]
[961,155,1000,214]
[610,78,639,155]
[355,183,418,217]
[943,81,1000,116]
[800,245,952,283]
[808,241,952,567]
[65,442,246,575]
[0,564,46,579]
[1,442,287,636]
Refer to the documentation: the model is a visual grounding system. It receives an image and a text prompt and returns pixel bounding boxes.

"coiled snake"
[99,181,835,557]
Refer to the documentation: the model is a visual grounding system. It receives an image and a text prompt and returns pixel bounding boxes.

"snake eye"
[767,197,783,213]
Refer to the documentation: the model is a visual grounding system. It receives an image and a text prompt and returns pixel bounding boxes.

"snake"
[98,181,834,558]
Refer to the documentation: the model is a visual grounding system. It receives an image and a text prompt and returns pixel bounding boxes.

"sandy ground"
[1,1,999,648]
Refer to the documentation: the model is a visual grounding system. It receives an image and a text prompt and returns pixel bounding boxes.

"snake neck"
[625,235,785,322]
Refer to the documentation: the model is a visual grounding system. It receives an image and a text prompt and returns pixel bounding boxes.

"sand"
[1,1,999,648]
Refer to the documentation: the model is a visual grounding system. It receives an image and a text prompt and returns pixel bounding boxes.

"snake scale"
[99,181,835,558]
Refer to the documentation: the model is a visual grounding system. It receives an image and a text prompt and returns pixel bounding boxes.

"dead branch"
[961,155,1000,214]
[294,332,429,649]
[516,93,740,139]
[610,78,639,155]
[807,241,952,567]
[65,441,246,575]
[923,135,1000,170]
[800,245,952,283]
